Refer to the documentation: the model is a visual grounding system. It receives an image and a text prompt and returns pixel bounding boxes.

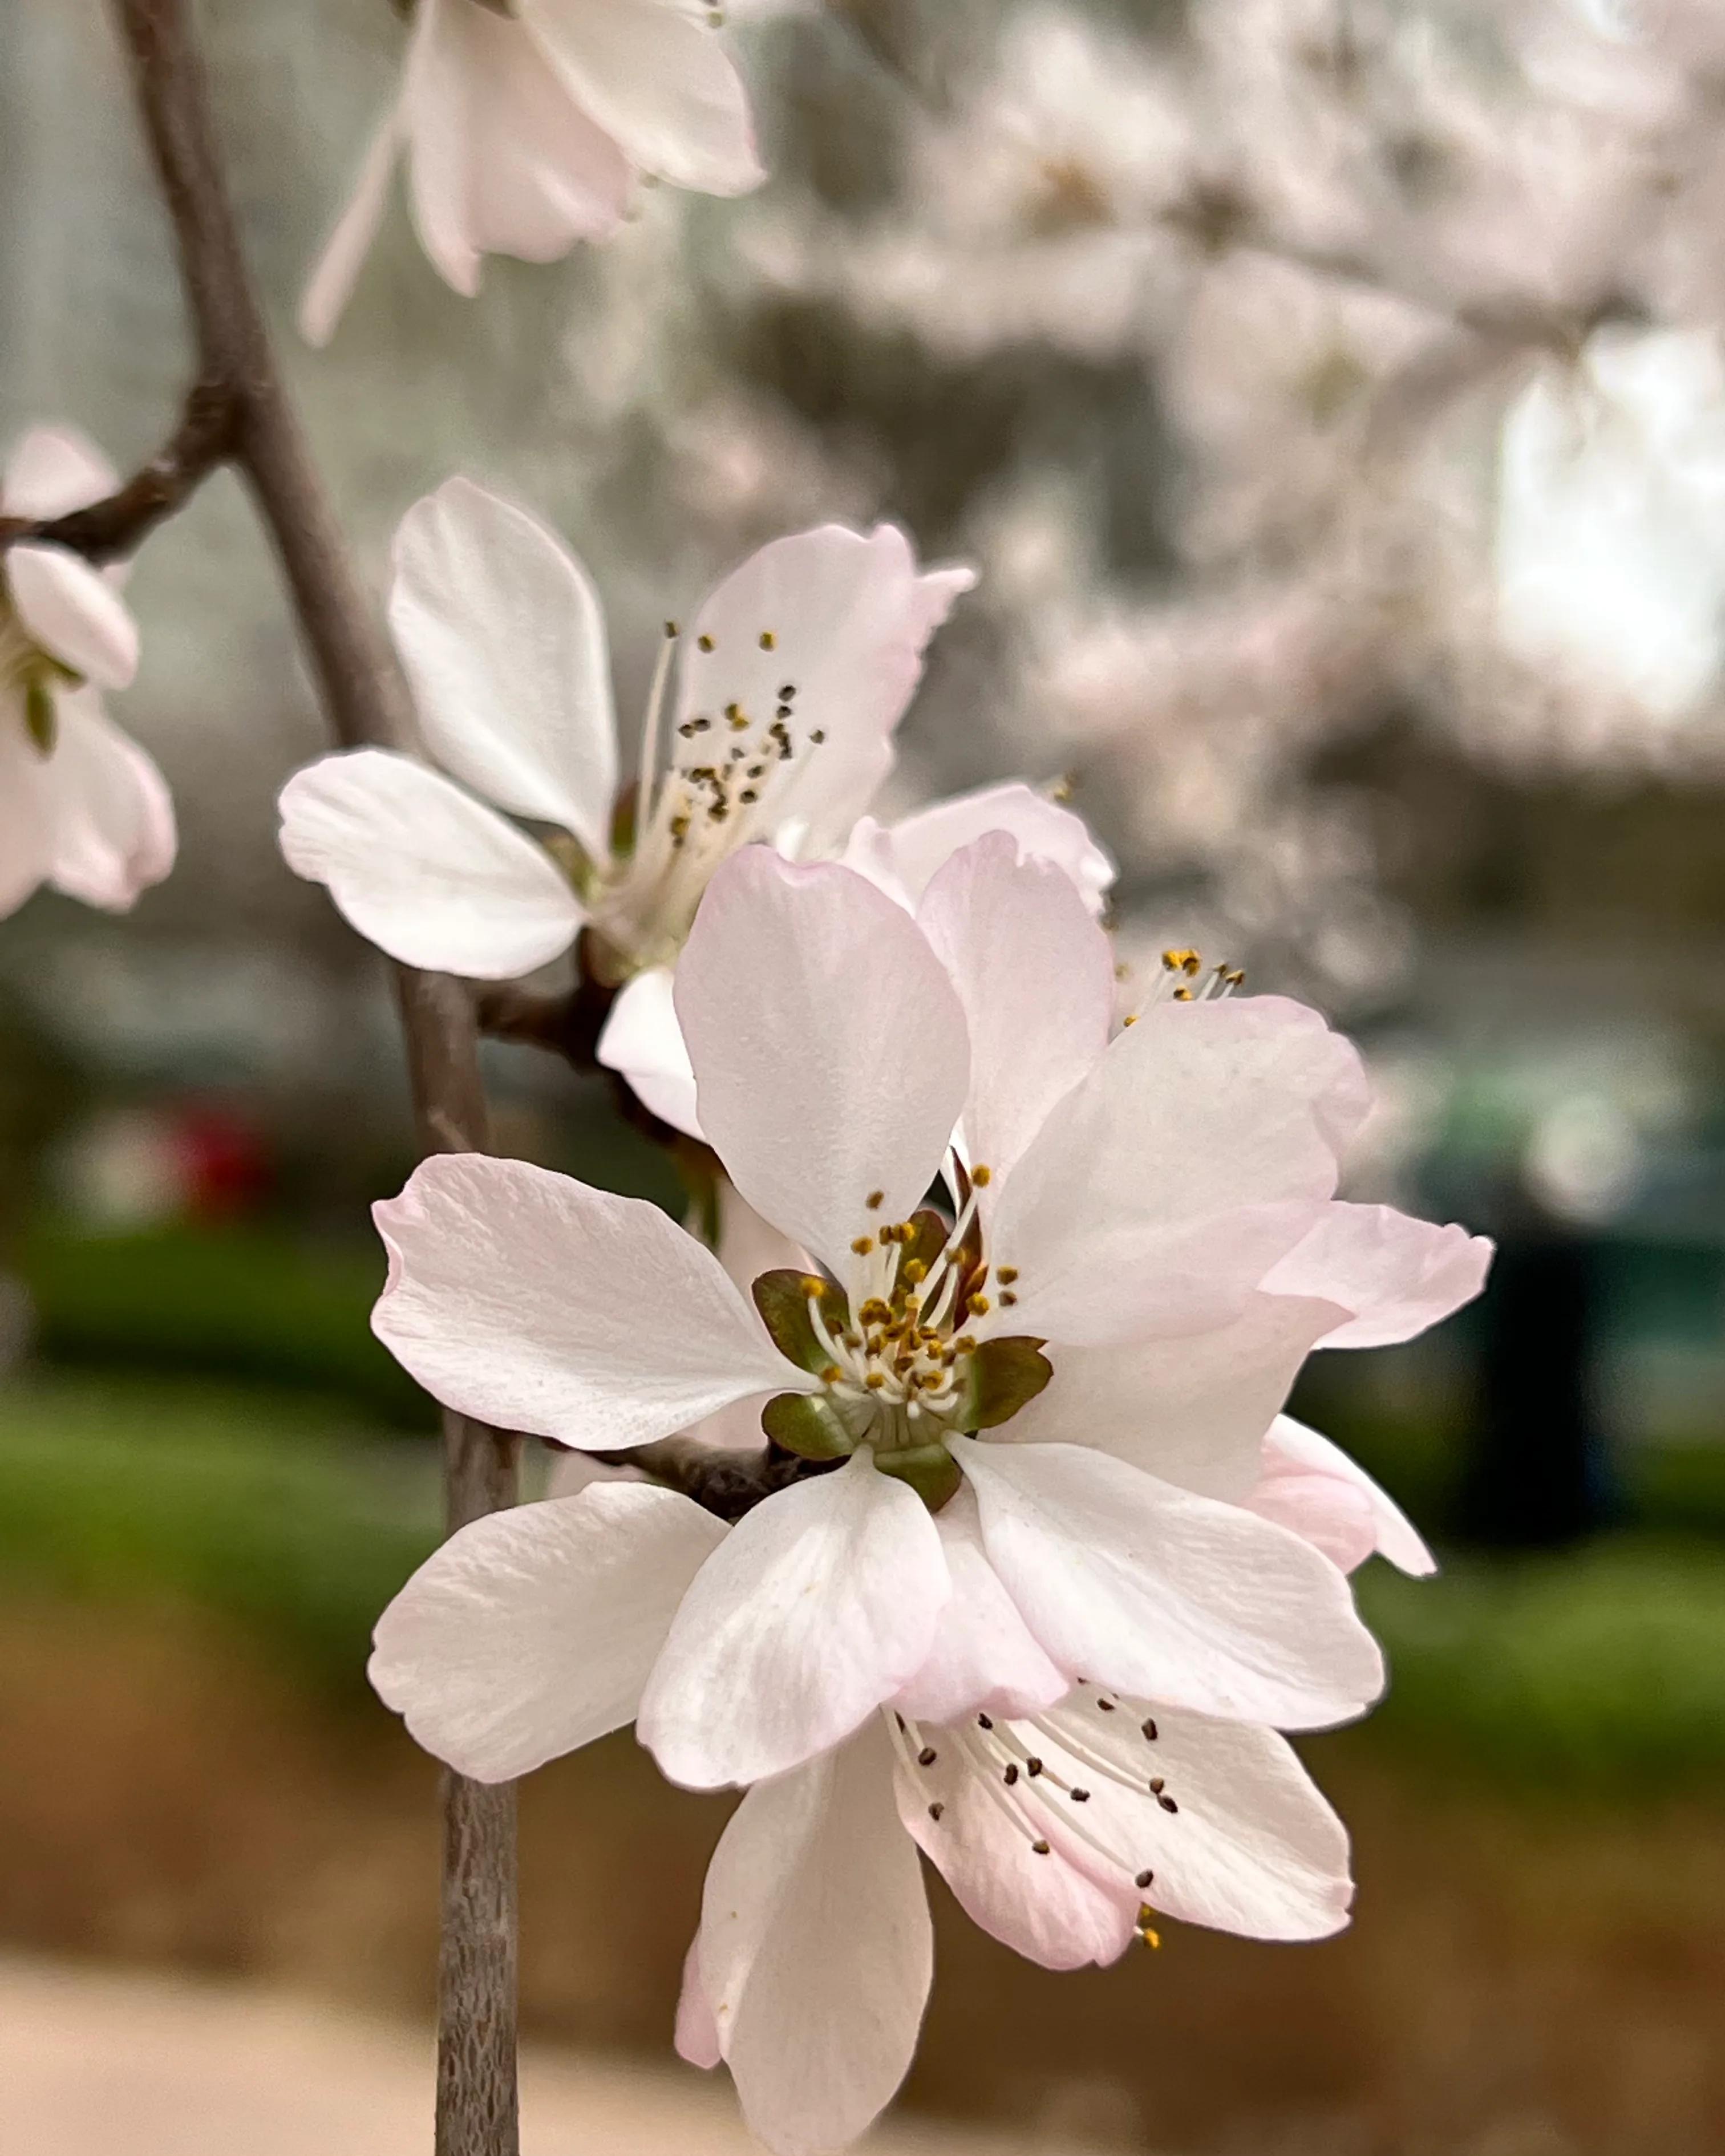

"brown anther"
[917,1746,937,1767]
[999,1291,1018,1307]
[865,1190,884,1210]
[1003,1764,1019,1786]
[664,619,680,638]
[740,789,758,804]
[1149,1777,1165,1795]
[977,1713,994,1729]
[1141,1719,1159,1741]
[1158,1794,1179,1813]
[997,1266,1019,1286]
[1031,1839,1051,1856]
[1026,1757,1043,1777]
[1135,1869,1155,1889]
[779,683,796,699]
[1070,1788,1091,1802]
[928,1802,944,1821]
[698,634,715,653]
[809,727,825,742]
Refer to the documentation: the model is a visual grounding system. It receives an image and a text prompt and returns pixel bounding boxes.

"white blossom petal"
[2,427,118,520]
[372,1153,810,1449]
[674,852,970,1280]
[870,779,1116,915]
[695,1721,931,2154]
[673,1942,723,2071]
[890,1484,1066,1725]
[672,525,974,856]
[390,479,618,858]
[987,996,1368,1346]
[7,543,139,690]
[0,715,56,920]
[1262,1202,1494,1349]
[523,0,764,196]
[278,748,584,978]
[299,101,403,348]
[42,692,177,911]
[1256,1415,1435,1577]
[637,1451,950,1788]
[370,1482,726,1780]
[959,1439,1384,1731]
[595,964,702,1137]
[998,1292,1346,1503]
[917,832,1113,1193]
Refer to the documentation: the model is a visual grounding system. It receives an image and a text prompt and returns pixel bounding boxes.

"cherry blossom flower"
[301,0,763,346]
[278,479,1111,1129]
[0,428,175,921]
[367,837,1415,1797]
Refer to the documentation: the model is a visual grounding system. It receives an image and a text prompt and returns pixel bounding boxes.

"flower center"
[753,1155,1051,1509]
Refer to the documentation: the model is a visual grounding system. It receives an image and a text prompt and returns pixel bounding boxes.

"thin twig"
[0,379,240,562]
[590,1439,825,1521]
[104,4,520,2150]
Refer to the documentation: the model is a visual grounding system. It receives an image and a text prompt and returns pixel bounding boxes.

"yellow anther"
[967,1294,991,1318]
[865,1372,886,1390]
[1122,1013,1138,1026]
[1137,1924,1162,1951]
[1222,967,1245,988]
[698,634,715,653]
[1173,986,1193,1001]
[663,619,680,638]
[954,1335,977,1354]
[820,1364,843,1383]
[1162,947,1201,975]
[971,1164,993,1187]
[902,1258,927,1285]
[851,1235,874,1255]
[759,630,777,650]
[801,1275,828,1299]
[997,1266,1018,1285]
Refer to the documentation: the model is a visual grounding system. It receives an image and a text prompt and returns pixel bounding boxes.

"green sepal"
[962,1336,1052,1430]
[762,1389,855,1461]
[752,1267,851,1376]
[23,676,56,756]
[873,1441,962,1511]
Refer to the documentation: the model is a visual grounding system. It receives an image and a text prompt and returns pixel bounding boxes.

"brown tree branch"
[589,1439,827,1521]
[104,4,520,2150]
[0,379,240,562]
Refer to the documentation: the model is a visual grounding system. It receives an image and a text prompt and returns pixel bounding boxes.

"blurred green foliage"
[3,1369,1723,1793]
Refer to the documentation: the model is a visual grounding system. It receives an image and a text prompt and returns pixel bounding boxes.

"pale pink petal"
[7,544,139,689]
[917,833,1113,1193]
[523,0,765,196]
[695,1722,931,2153]
[1257,1415,1436,1576]
[595,966,702,1137]
[370,1482,726,1780]
[390,480,617,858]
[2,427,118,519]
[277,748,584,978]
[895,1726,1135,1972]
[959,1440,1384,1731]
[398,0,484,297]
[986,996,1367,1346]
[0,716,56,919]
[299,101,403,348]
[671,525,974,856]
[890,1484,1066,1725]
[998,1292,1348,1504]
[674,852,970,1281]
[1032,1697,1354,1942]
[874,780,1116,915]
[1262,1202,1495,1349]
[682,1184,812,1452]
[42,692,176,910]
[372,1153,810,1449]
[673,1941,722,2071]
[637,1451,950,1788]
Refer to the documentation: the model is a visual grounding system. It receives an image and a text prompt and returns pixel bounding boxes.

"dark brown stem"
[589,1440,826,1521]
[0,379,240,563]
[104,3,520,2149]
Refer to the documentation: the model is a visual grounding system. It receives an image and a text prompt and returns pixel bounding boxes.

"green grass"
[3,1369,1723,1790]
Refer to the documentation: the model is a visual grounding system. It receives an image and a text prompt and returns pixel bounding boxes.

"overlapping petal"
[42,692,177,911]
[370,1482,726,1780]
[595,965,700,1136]
[2,427,118,520]
[637,1451,950,1788]
[278,748,584,977]
[958,1440,1384,1730]
[985,997,1367,1346]
[890,1486,1067,1725]
[390,479,617,858]
[687,1721,930,2155]
[675,850,969,1280]
[1262,1202,1494,1349]
[866,779,1116,915]
[7,542,139,690]
[299,102,403,348]
[1254,1415,1436,1576]
[372,1153,809,1449]
[0,719,56,921]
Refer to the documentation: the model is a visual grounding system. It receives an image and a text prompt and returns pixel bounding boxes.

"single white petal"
[278,748,584,978]
[673,1940,722,2071]
[299,100,404,348]
[637,1451,950,1788]
[370,1482,726,1780]
[674,852,970,1280]
[697,1721,932,2153]
[917,832,1113,1193]
[873,779,1116,915]
[398,0,484,296]
[372,1153,811,1449]
[0,711,56,920]
[1262,1202,1494,1349]
[998,1292,1347,1503]
[522,0,764,196]
[987,996,1367,1347]
[894,1726,1134,1972]
[1034,1697,1354,1942]
[682,1182,812,1450]
[595,964,702,1137]
[1257,1415,1435,1577]
[7,544,139,689]
[2,427,119,520]
[41,691,177,911]
[890,1484,1066,1725]
[390,479,618,858]
[959,1440,1385,1731]
[672,524,974,856]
